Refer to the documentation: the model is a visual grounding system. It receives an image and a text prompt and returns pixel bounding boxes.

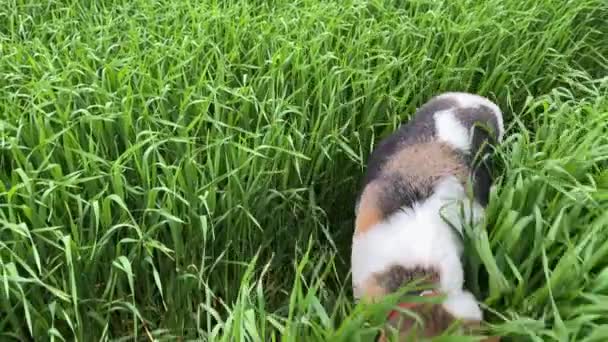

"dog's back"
[351,92,504,339]
[354,92,503,236]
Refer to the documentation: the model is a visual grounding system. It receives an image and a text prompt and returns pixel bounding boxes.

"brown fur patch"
[359,277,389,302]
[382,304,502,341]
[354,141,468,235]
[354,182,384,235]
[383,141,468,183]
[385,302,457,339]
[358,265,441,303]
[374,265,440,294]
[366,265,501,341]
[354,207,382,235]
[380,309,502,341]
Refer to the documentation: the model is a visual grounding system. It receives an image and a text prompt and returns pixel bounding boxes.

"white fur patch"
[437,92,504,141]
[351,177,484,318]
[434,110,471,152]
[434,177,485,236]
[442,290,483,321]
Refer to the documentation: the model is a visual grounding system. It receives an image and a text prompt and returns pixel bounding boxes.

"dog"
[351,92,504,340]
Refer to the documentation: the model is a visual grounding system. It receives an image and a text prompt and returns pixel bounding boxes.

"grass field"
[1,0,607,340]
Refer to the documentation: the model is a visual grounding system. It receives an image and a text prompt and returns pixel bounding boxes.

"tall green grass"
[0,0,607,340]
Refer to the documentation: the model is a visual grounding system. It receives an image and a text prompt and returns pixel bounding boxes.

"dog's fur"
[351,92,503,339]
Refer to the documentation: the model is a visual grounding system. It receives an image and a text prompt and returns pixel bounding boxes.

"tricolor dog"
[351,92,503,340]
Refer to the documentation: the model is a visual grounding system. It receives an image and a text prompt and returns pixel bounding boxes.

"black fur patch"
[453,105,500,140]
[362,97,458,188]
[357,97,459,214]
[377,173,433,218]
[454,105,500,206]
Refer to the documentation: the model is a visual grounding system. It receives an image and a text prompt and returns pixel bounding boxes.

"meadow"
[0,0,607,340]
